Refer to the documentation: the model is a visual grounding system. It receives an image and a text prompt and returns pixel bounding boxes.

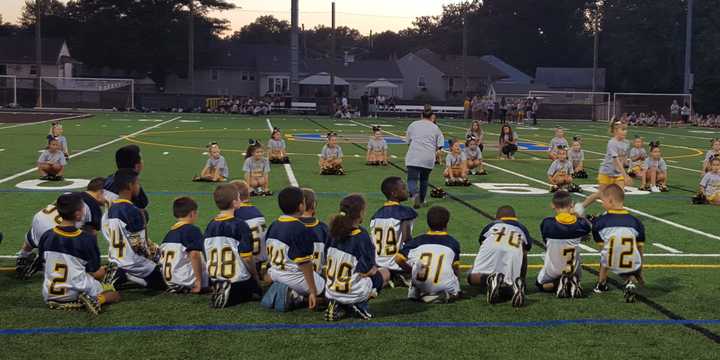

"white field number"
[473,183,548,195]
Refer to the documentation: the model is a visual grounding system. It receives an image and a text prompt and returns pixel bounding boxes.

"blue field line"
[2,319,720,336]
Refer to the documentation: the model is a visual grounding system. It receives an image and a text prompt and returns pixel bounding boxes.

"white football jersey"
[234,205,268,262]
[43,251,103,302]
[325,228,377,305]
[593,210,645,275]
[399,232,461,296]
[102,200,156,278]
[204,236,252,283]
[471,218,533,286]
[27,204,63,248]
[537,213,592,284]
[159,242,207,288]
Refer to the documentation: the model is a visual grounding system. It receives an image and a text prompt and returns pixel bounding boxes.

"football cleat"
[390,272,412,288]
[486,273,504,305]
[324,300,345,321]
[593,281,609,294]
[659,184,669,192]
[569,274,583,298]
[550,185,559,193]
[350,301,373,320]
[421,291,450,304]
[210,280,231,309]
[568,183,582,193]
[15,253,36,279]
[102,264,125,288]
[624,282,637,303]
[21,254,43,280]
[166,284,192,294]
[556,274,569,298]
[511,277,526,308]
[47,300,85,312]
[78,292,102,316]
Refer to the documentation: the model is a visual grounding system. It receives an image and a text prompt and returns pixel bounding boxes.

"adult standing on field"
[405,106,445,209]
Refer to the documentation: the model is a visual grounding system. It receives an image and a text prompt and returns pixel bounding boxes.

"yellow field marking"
[458,264,720,271]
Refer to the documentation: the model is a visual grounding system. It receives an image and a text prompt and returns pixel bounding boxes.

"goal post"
[0,75,17,107]
[612,93,692,122]
[529,90,611,122]
[39,76,135,110]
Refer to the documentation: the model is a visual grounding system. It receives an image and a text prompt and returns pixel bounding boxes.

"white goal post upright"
[529,90,611,122]
[38,76,135,110]
[612,93,692,121]
[0,75,18,106]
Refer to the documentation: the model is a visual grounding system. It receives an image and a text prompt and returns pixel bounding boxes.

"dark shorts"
[370,272,384,293]
[228,278,263,305]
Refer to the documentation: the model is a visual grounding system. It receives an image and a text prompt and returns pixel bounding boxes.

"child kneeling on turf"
[193,143,228,182]
[325,194,390,321]
[465,136,486,175]
[37,137,66,181]
[268,128,290,164]
[205,184,262,308]
[468,205,532,307]
[366,126,389,166]
[444,138,470,186]
[702,139,720,174]
[39,193,119,315]
[569,137,587,178]
[243,141,272,196]
[262,187,324,312]
[548,127,569,160]
[696,156,720,205]
[628,136,647,186]
[160,197,208,293]
[320,132,344,175]
[395,206,461,303]
[644,141,668,193]
[547,148,579,192]
[536,191,592,298]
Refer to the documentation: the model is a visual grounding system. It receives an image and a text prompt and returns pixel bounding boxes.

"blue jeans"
[407,166,432,203]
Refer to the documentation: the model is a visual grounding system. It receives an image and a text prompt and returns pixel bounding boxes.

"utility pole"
[188,1,195,96]
[290,0,299,99]
[591,2,600,121]
[462,13,468,99]
[683,0,693,94]
[35,0,43,108]
[329,1,336,117]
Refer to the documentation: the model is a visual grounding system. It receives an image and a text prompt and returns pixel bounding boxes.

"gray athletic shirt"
[445,152,466,168]
[405,120,444,169]
[599,138,629,176]
[243,157,270,174]
[644,158,667,172]
[267,139,286,151]
[700,172,720,195]
[629,147,647,162]
[568,149,584,164]
[549,137,569,151]
[464,146,482,160]
[705,150,720,162]
[56,136,68,153]
[206,155,229,178]
[37,149,66,166]
[321,144,343,160]
[367,138,388,152]
[547,159,574,176]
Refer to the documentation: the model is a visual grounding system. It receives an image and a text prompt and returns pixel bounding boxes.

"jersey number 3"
[373,226,398,256]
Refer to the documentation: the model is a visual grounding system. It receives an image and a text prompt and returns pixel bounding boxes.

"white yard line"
[653,243,683,254]
[350,119,407,140]
[458,253,720,258]
[266,118,299,187]
[0,113,88,130]
[0,116,182,184]
[578,244,599,253]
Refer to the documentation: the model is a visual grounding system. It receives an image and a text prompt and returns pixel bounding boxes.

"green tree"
[230,15,290,44]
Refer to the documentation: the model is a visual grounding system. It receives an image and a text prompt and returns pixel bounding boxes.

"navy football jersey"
[537,213,592,283]
[265,216,315,276]
[369,201,418,270]
[160,222,205,287]
[102,199,156,277]
[325,227,378,304]
[234,203,267,261]
[103,171,149,209]
[300,217,330,274]
[79,191,104,231]
[398,232,461,295]
[204,215,254,283]
[592,210,645,274]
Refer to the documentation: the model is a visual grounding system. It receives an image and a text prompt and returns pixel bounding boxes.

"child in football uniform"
[230,180,268,273]
[547,148,578,192]
[205,184,261,308]
[193,143,228,182]
[585,119,630,205]
[262,187,323,312]
[38,193,119,315]
[369,176,418,287]
[536,191,592,298]
[468,205,532,307]
[366,126,389,166]
[395,206,461,304]
[16,177,107,278]
[644,141,668,193]
[243,141,272,196]
[320,132,344,175]
[628,136,647,187]
[300,188,330,275]
[464,136,486,175]
[104,145,150,221]
[444,139,469,186]
[268,128,290,164]
[325,194,390,321]
[569,138,587,179]
[702,139,720,174]
[159,197,207,293]
[697,156,720,205]
[37,137,66,181]
[102,169,165,291]
[548,127,569,160]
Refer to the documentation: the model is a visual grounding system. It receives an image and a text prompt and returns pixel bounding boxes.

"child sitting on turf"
[628,136,647,185]
[444,139,470,186]
[395,206,461,304]
[536,191,592,298]
[696,156,720,205]
[37,137,66,181]
[268,128,290,164]
[703,138,720,174]
[369,176,418,287]
[547,148,579,192]
[262,187,324,312]
[193,142,228,182]
[204,184,261,308]
[160,197,207,294]
[38,193,120,315]
[366,126,389,166]
[569,137,587,179]
[48,122,69,159]
[644,141,668,193]
[548,127,569,160]
[580,184,645,303]
[102,169,165,291]
[243,140,272,196]
[325,194,390,321]
[464,136,486,175]
[468,205,532,307]
[231,180,268,273]
[320,132,344,175]
[300,188,330,275]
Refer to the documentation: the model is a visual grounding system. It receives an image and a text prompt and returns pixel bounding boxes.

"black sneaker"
[210,280,231,309]
[21,254,43,280]
[390,272,412,288]
[324,300,345,321]
[486,273,504,305]
[78,292,102,316]
[15,253,36,279]
[40,175,52,181]
[350,301,373,320]
[102,264,125,288]
[624,281,637,303]
[511,277,526,308]
[550,185,559,193]
[54,175,64,181]
[556,274,569,298]
[569,274,583,298]
[593,281,609,294]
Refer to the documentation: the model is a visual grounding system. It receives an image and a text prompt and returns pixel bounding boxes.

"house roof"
[535,67,606,90]
[412,48,506,80]
[480,55,533,84]
[199,43,288,69]
[0,36,67,65]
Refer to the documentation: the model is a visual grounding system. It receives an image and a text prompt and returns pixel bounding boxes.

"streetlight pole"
[683,0,693,94]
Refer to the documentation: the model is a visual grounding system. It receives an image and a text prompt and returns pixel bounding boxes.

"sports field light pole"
[188,1,195,97]
[35,0,43,108]
[329,1,336,118]
[590,0,602,122]
[290,0,300,100]
[683,0,693,94]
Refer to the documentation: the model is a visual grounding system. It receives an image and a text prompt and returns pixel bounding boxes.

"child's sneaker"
[650,186,660,193]
[78,292,102,316]
[556,274,569,298]
[569,274,583,298]
[210,280,231,309]
[47,300,85,312]
[624,281,637,303]
[659,184,669,192]
[486,273,504,305]
[511,277,526,308]
[593,281,609,294]
[324,299,346,321]
[550,185,559,193]
[350,301,373,320]
[421,291,450,304]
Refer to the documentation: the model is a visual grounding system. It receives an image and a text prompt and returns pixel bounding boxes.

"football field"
[1,112,719,358]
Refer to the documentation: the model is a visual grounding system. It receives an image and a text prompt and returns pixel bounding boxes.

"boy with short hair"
[160,197,207,293]
[468,206,533,307]
[230,180,268,271]
[299,188,330,275]
[262,187,323,312]
[369,177,418,286]
[102,169,165,290]
[205,184,262,308]
[16,177,107,279]
[536,191,592,298]
[37,137,66,181]
[395,206,461,304]
[38,193,120,315]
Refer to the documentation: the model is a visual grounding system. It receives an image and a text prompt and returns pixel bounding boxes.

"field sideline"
[1,112,719,358]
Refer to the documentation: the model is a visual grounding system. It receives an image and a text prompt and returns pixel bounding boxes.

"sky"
[0,0,466,34]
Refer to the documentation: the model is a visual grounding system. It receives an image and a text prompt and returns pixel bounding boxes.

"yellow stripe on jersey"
[304,219,320,228]
[292,255,313,263]
[170,221,189,230]
[238,202,254,207]
[351,229,362,236]
[607,209,630,215]
[452,261,461,268]
[53,227,81,237]
[426,231,449,236]
[384,201,400,206]
[239,252,253,258]
[214,214,234,221]
[278,215,301,223]
[394,253,407,262]
[555,212,577,225]
[112,199,133,205]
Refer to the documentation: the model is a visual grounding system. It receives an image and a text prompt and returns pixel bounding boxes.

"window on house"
[0,65,6,75]
[241,72,248,81]
[448,77,455,91]
[211,69,218,81]
[249,72,256,81]
[30,65,38,75]
[417,76,426,88]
